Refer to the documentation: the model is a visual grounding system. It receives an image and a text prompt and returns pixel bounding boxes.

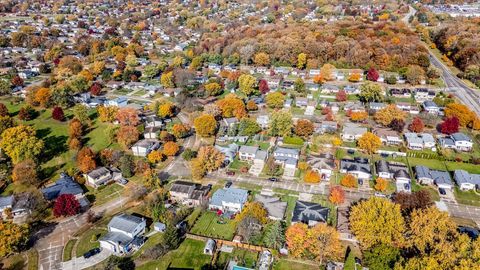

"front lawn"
[273,259,318,270]
[454,187,480,207]
[407,157,447,171]
[190,211,236,240]
[63,239,77,261]
[75,228,107,257]
[445,162,480,174]
[229,158,250,171]
[85,183,124,206]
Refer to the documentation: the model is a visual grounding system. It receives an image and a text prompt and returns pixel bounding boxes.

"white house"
[454,170,480,191]
[341,123,367,141]
[208,188,248,214]
[438,132,473,152]
[99,213,146,255]
[131,139,160,157]
[404,133,436,150]
[84,167,123,188]
[106,97,128,107]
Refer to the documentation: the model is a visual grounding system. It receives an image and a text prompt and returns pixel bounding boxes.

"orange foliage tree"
[77,147,96,173]
[329,186,345,205]
[304,170,321,183]
[216,94,246,119]
[350,111,368,122]
[341,174,357,188]
[116,125,139,149]
[116,108,140,126]
[163,141,179,156]
[374,178,388,192]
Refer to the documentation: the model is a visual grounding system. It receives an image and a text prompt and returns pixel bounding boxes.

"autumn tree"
[320,64,335,81]
[203,103,222,118]
[97,105,118,122]
[194,114,217,137]
[335,90,347,102]
[263,221,285,250]
[350,197,405,249]
[235,202,268,225]
[258,79,270,94]
[393,190,433,216]
[408,117,425,133]
[0,115,15,136]
[0,221,29,258]
[0,103,8,116]
[364,244,400,270]
[294,119,314,138]
[341,174,357,188]
[89,83,102,96]
[304,170,321,183]
[297,53,307,69]
[238,74,256,96]
[350,111,368,122]
[444,103,477,127]
[268,110,293,137]
[246,100,258,111]
[366,67,379,81]
[374,104,406,126]
[238,118,261,136]
[216,94,246,119]
[158,103,175,119]
[147,150,166,164]
[265,92,285,109]
[53,194,80,217]
[405,65,425,85]
[77,147,96,173]
[204,82,222,96]
[374,178,388,192]
[160,71,175,88]
[116,125,139,149]
[12,159,38,185]
[116,108,140,126]
[389,119,406,133]
[358,132,382,154]
[191,146,225,179]
[348,73,361,82]
[11,75,24,87]
[329,186,345,205]
[359,82,384,103]
[163,141,179,156]
[172,123,190,138]
[52,106,65,121]
[254,52,270,66]
[0,125,44,164]
[34,87,51,107]
[440,116,460,134]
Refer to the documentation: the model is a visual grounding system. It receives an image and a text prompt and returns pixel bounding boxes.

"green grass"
[131,232,164,260]
[75,228,107,256]
[445,162,480,174]
[85,183,124,206]
[282,195,297,225]
[407,157,447,171]
[63,239,76,262]
[136,239,212,270]
[190,211,236,240]
[454,187,480,207]
[229,157,250,171]
[273,259,318,270]
[27,249,39,270]
[217,249,258,269]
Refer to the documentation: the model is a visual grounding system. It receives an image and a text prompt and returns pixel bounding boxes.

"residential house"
[266,78,280,90]
[131,139,160,157]
[415,166,453,189]
[309,69,320,77]
[256,115,269,129]
[204,239,216,255]
[369,102,386,112]
[295,97,308,108]
[42,173,88,207]
[307,153,336,181]
[215,143,238,164]
[314,121,338,134]
[404,133,436,151]
[144,127,161,139]
[291,201,329,227]
[145,115,163,128]
[422,100,440,114]
[239,145,259,161]
[390,88,411,98]
[306,82,320,92]
[414,88,436,102]
[254,194,287,220]
[454,170,480,191]
[106,97,128,107]
[84,167,123,188]
[273,147,300,177]
[438,132,473,152]
[376,160,411,192]
[321,84,339,94]
[305,100,316,116]
[373,128,403,145]
[344,102,366,113]
[169,181,210,206]
[340,158,372,187]
[341,123,367,141]
[237,145,268,176]
[209,188,248,214]
[344,85,360,95]
[99,213,146,255]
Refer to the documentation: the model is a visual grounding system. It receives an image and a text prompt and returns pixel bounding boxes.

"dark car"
[226,171,235,176]
[439,188,446,195]
[83,248,100,259]
[268,177,278,182]
[347,149,355,155]
[225,181,233,188]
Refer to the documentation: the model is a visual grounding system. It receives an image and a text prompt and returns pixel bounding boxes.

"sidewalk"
[62,249,112,270]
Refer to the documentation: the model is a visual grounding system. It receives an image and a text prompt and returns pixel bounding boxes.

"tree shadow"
[40,135,68,162]
[36,127,52,139]
[41,163,65,180]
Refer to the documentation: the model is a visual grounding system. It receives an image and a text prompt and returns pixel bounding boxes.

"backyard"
[216,248,259,269]
[190,211,236,240]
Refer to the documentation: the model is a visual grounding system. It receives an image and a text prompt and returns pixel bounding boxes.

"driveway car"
[83,248,100,259]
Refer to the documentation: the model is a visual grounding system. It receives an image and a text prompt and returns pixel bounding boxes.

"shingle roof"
[415,166,452,186]
[0,195,13,209]
[255,194,287,220]
[42,173,84,200]
[454,170,480,186]
[210,188,248,207]
[341,158,371,174]
[292,200,329,224]
[108,213,144,234]
[239,145,259,155]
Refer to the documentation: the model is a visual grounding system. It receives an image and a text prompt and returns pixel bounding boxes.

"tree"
[320,64,335,81]
[329,186,345,205]
[341,174,357,188]
[235,202,268,225]
[194,114,217,137]
[116,108,140,126]
[158,103,175,119]
[374,105,406,126]
[0,221,29,258]
[295,119,314,138]
[393,190,433,216]
[265,92,285,109]
[367,67,380,81]
[374,178,388,192]
[172,123,190,138]
[0,103,8,116]
[204,82,222,96]
[160,71,175,88]
[73,104,89,125]
[408,117,425,132]
[11,75,24,87]
[440,116,460,134]
[294,78,305,93]
[268,110,293,137]
[117,125,139,149]
[147,150,166,164]
[238,74,256,96]
[18,105,36,121]
[246,100,258,111]
[119,154,134,178]
[405,65,425,85]
[182,148,197,161]
[385,75,397,85]
[258,79,270,94]
[254,52,270,66]
[163,141,179,156]
[263,221,285,250]
[97,105,118,122]
[163,225,180,249]
[52,106,65,121]
[348,73,361,82]
[0,125,44,164]
[77,147,96,173]
[191,146,225,179]
[350,111,368,122]
[364,244,400,270]
[203,103,222,118]
[304,170,321,183]
[359,82,384,103]
[0,115,14,135]
[335,90,347,102]
[90,83,102,96]
[0,79,11,95]
[34,87,51,107]
[216,94,246,119]
[358,132,382,154]
[444,103,476,127]
[389,119,405,133]
[350,197,405,249]
[297,53,307,69]
[53,194,80,217]
[238,118,261,136]
[12,159,38,185]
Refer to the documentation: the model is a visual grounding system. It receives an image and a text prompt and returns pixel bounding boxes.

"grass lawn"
[229,158,250,171]
[445,162,480,174]
[407,157,447,171]
[85,183,123,206]
[75,228,107,256]
[190,211,236,240]
[282,195,297,225]
[136,239,212,270]
[273,259,318,270]
[27,249,39,270]
[454,187,480,207]
[131,232,164,260]
[63,239,77,261]
[216,249,259,269]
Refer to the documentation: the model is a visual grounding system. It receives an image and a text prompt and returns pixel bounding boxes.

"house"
[238,145,259,161]
[254,194,287,220]
[305,101,316,116]
[106,97,128,107]
[315,121,338,134]
[341,123,367,141]
[390,88,411,98]
[307,153,336,180]
[215,143,238,164]
[337,207,356,242]
[131,139,160,157]
[169,181,210,206]
[0,195,13,217]
[454,170,480,191]
[414,88,436,102]
[42,173,89,206]
[273,147,299,168]
[369,102,386,111]
[84,167,123,188]
[144,126,161,139]
[256,115,269,129]
[237,145,268,176]
[258,250,273,270]
[321,84,339,94]
[340,158,372,186]
[209,188,248,214]
[145,115,163,128]
[295,97,308,108]
[415,166,453,189]
[291,200,329,227]
[373,128,403,145]
[422,100,440,114]
[266,78,280,90]
[99,213,146,255]
[204,239,216,255]
[376,160,411,192]
[438,132,473,152]
[222,117,239,129]
[309,69,320,77]
[344,102,366,113]
[404,133,436,150]
[344,85,360,94]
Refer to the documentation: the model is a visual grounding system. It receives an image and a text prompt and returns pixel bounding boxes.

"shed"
[204,239,216,255]
[153,222,166,232]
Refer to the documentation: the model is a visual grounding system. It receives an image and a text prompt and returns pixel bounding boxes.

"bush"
[385,75,397,84]
[52,106,65,121]
[283,136,304,145]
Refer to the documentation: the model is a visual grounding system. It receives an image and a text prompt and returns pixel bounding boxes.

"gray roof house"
[215,143,239,164]
[438,132,473,152]
[208,188,248,214]
[307,153,336,180]
[341,123,367,141]
[254,194,287,220]
[422,100,440,114]
[42,173,84,201]
[169,181,210,206]
[292,201,329,227]
[273,147,300,171]
[131,139,160,157]
[454,170,480,191]
[376,160,411,193]
[84,167,123,188]
[340,158,372,183]
[415,166,453,189]
[100,213,146,255]
[404,133,436,150]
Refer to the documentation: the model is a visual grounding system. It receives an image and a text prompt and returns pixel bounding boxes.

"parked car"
[225,181,233,188]
[347,149,355,155]
[268,177,279,182]
[374,192,387,198]
[226,171,235,176]
[83,248,100,259]
[439,188,446,195]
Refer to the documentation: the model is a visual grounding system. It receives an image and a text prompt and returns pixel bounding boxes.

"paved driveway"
[62,249,112,270]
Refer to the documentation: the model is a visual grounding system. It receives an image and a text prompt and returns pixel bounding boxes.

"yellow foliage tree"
[160,71,175,88]
[304,170,321,183]
[350,111,368,122]
[320,64,336,81]
[158,103,175,119]
[193,114,217,137]
[374,104,407,126]
[97,105,118,122]
[358,132,382,154]
[348,73,361,82]
[234,202,268,224]
[147,150,165,163]
[297,53,307,69]
[253,52,270,66]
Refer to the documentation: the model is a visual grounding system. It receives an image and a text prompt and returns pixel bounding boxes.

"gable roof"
[42,173,84,200]
[254,194,287,220]
[108,213,144,234]
[210,188,248,206]
[454,170,480,186]
[415,166,452,186]
[292,200,329,224]
[340,158,371,174]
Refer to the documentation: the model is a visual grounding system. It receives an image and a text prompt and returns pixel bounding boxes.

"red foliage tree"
[11,75,24,87]
[0,103,8,116]
[440,116,460,135]
[389,119,405,133]
[90,83,102,96]
[408,117,425,133]
[53,194,80,217]
[258,79,270,94]
[52,106,65,121]
[335,90,347,102]
[366,67,379,82]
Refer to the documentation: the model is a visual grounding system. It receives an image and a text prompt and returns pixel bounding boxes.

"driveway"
[61,249,112,270]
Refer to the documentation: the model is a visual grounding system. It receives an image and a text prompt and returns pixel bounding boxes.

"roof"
[274,147,299,156]
[170,181,198,194]
[254,194,287,220]
[451,132,471,142]
[42,173,84,200]
[336,207,351,234]
[307,154,335,170]
[100,231,133,245]
[239,145,259,155]
[108,213,145,234]
[415,166,452,186]
[210,188,248,207]
[133,139,158,148]
[340,158,371,174]
[423,100,438,108]
[292,200,329,224]
[454,170,480,186]
[342,124,367,136]
[0,195,14,209]
[86,167,111,179]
